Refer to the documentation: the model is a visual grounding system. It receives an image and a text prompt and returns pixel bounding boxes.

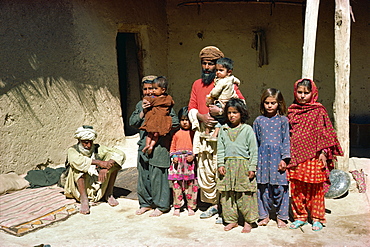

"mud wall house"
[168,0,369,161]
[0,0,369,174]
[0,0,168,174]
[167,0,369,150]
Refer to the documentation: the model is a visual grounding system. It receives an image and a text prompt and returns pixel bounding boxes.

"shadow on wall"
[0,1,121,125]
[0,74,124,174]
[2,77,101,128]
[0,0,105,98]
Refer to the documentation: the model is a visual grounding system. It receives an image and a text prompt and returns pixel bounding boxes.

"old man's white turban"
[74,126,97,141]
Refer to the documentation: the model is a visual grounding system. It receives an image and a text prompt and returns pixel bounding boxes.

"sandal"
[200,206,218,219]
[312,221,323,232]
[289,220,307,229]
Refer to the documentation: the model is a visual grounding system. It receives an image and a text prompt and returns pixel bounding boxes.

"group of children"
[139,58,343,233]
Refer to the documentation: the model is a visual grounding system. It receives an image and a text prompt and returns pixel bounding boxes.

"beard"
[201,69,216,86]
[78,143,94,157]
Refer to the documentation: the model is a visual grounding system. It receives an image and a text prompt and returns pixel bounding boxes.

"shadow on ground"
[114,167,138,200]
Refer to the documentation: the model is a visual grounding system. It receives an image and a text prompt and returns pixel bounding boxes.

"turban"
[199,46,224,60]
[74,126,97,141]
[142,75,158,82]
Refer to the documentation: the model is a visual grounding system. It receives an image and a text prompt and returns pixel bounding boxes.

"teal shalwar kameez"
[129,100,179,212]
[216,123,259,224]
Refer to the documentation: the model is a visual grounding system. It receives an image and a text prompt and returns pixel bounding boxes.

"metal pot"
[325,169,351,199]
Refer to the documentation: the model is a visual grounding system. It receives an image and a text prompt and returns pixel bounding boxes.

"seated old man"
[64,125,126,214]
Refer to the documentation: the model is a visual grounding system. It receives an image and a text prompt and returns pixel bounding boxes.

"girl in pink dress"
[168,107,198,216]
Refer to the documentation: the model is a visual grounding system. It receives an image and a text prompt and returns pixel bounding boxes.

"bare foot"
[241,222,252,233]
[135,207,152,215]
[107,195,119,207]
[173,209,180,216]
[224,223,238,231]
[146,147,153,155]
[188,208,195,216]
[149,208,163,217]
[79,200,90,214]
[277,218,287,228]
[258,217,270,226]
[142,146,149,153]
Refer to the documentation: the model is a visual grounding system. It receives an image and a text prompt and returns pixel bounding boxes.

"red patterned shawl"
[288,79,343,167]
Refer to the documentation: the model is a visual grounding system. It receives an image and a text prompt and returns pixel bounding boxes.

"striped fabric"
[0,187,77,236]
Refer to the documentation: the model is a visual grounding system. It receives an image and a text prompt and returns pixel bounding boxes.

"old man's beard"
[78,143,94,157]
[201,69,216,86]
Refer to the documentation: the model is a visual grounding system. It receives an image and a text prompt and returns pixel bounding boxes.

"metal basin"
[325,169,351,199]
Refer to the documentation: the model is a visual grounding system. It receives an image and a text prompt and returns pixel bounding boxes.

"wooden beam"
[334,0,351,170]
[178,1,306,7]
[301,0,320,79]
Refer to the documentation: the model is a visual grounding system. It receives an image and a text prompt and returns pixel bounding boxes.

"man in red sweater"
[188,46,244,222]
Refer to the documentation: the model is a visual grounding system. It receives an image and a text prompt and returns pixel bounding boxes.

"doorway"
[116,32,142,136]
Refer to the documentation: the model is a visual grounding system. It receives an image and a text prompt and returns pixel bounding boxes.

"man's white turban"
[74,126,97,141]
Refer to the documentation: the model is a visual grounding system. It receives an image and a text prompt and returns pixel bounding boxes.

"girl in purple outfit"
[253,88,290,228]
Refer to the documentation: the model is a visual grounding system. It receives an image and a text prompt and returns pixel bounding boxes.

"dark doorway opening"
[116,33,142,136]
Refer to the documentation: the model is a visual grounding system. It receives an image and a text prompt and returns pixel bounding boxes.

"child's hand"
[218,166,226,176]
[186,155,194,163]
[278,160,287,171]
[206,96,214,107]
[318,153,327,168]
[172,157,179,164]
[248,171,255,179]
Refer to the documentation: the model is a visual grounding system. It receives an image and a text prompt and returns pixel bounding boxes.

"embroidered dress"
[253,114,290,221]
[169,129,198,209]
[188,78,245,204]
[288,78,343,224]
[216,123,258,224]
[168,129,196,181]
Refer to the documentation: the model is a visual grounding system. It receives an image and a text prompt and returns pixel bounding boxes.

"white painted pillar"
[301,0,320,79]
[334,0,351,170]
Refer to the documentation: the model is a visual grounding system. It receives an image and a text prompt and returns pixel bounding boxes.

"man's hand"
[248,171,255,179]
[142,98,151,109]
[141,99,152,114]
[197,113,217,128]
[98,169,108,183]
[186,155,194,163]
[209,105,222,117]
[218,166,226,176]
[141,98,152,116]
[97,159,115,169]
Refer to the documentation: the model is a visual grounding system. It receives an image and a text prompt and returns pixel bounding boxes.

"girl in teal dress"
[216,98,258,233]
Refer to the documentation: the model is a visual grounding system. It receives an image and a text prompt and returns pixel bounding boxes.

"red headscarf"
[288,79,343,167]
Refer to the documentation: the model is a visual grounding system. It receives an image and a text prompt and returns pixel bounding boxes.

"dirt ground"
[1,136,370,247]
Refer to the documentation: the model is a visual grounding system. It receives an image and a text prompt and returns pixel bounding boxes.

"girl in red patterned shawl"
[288,78,343,232]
